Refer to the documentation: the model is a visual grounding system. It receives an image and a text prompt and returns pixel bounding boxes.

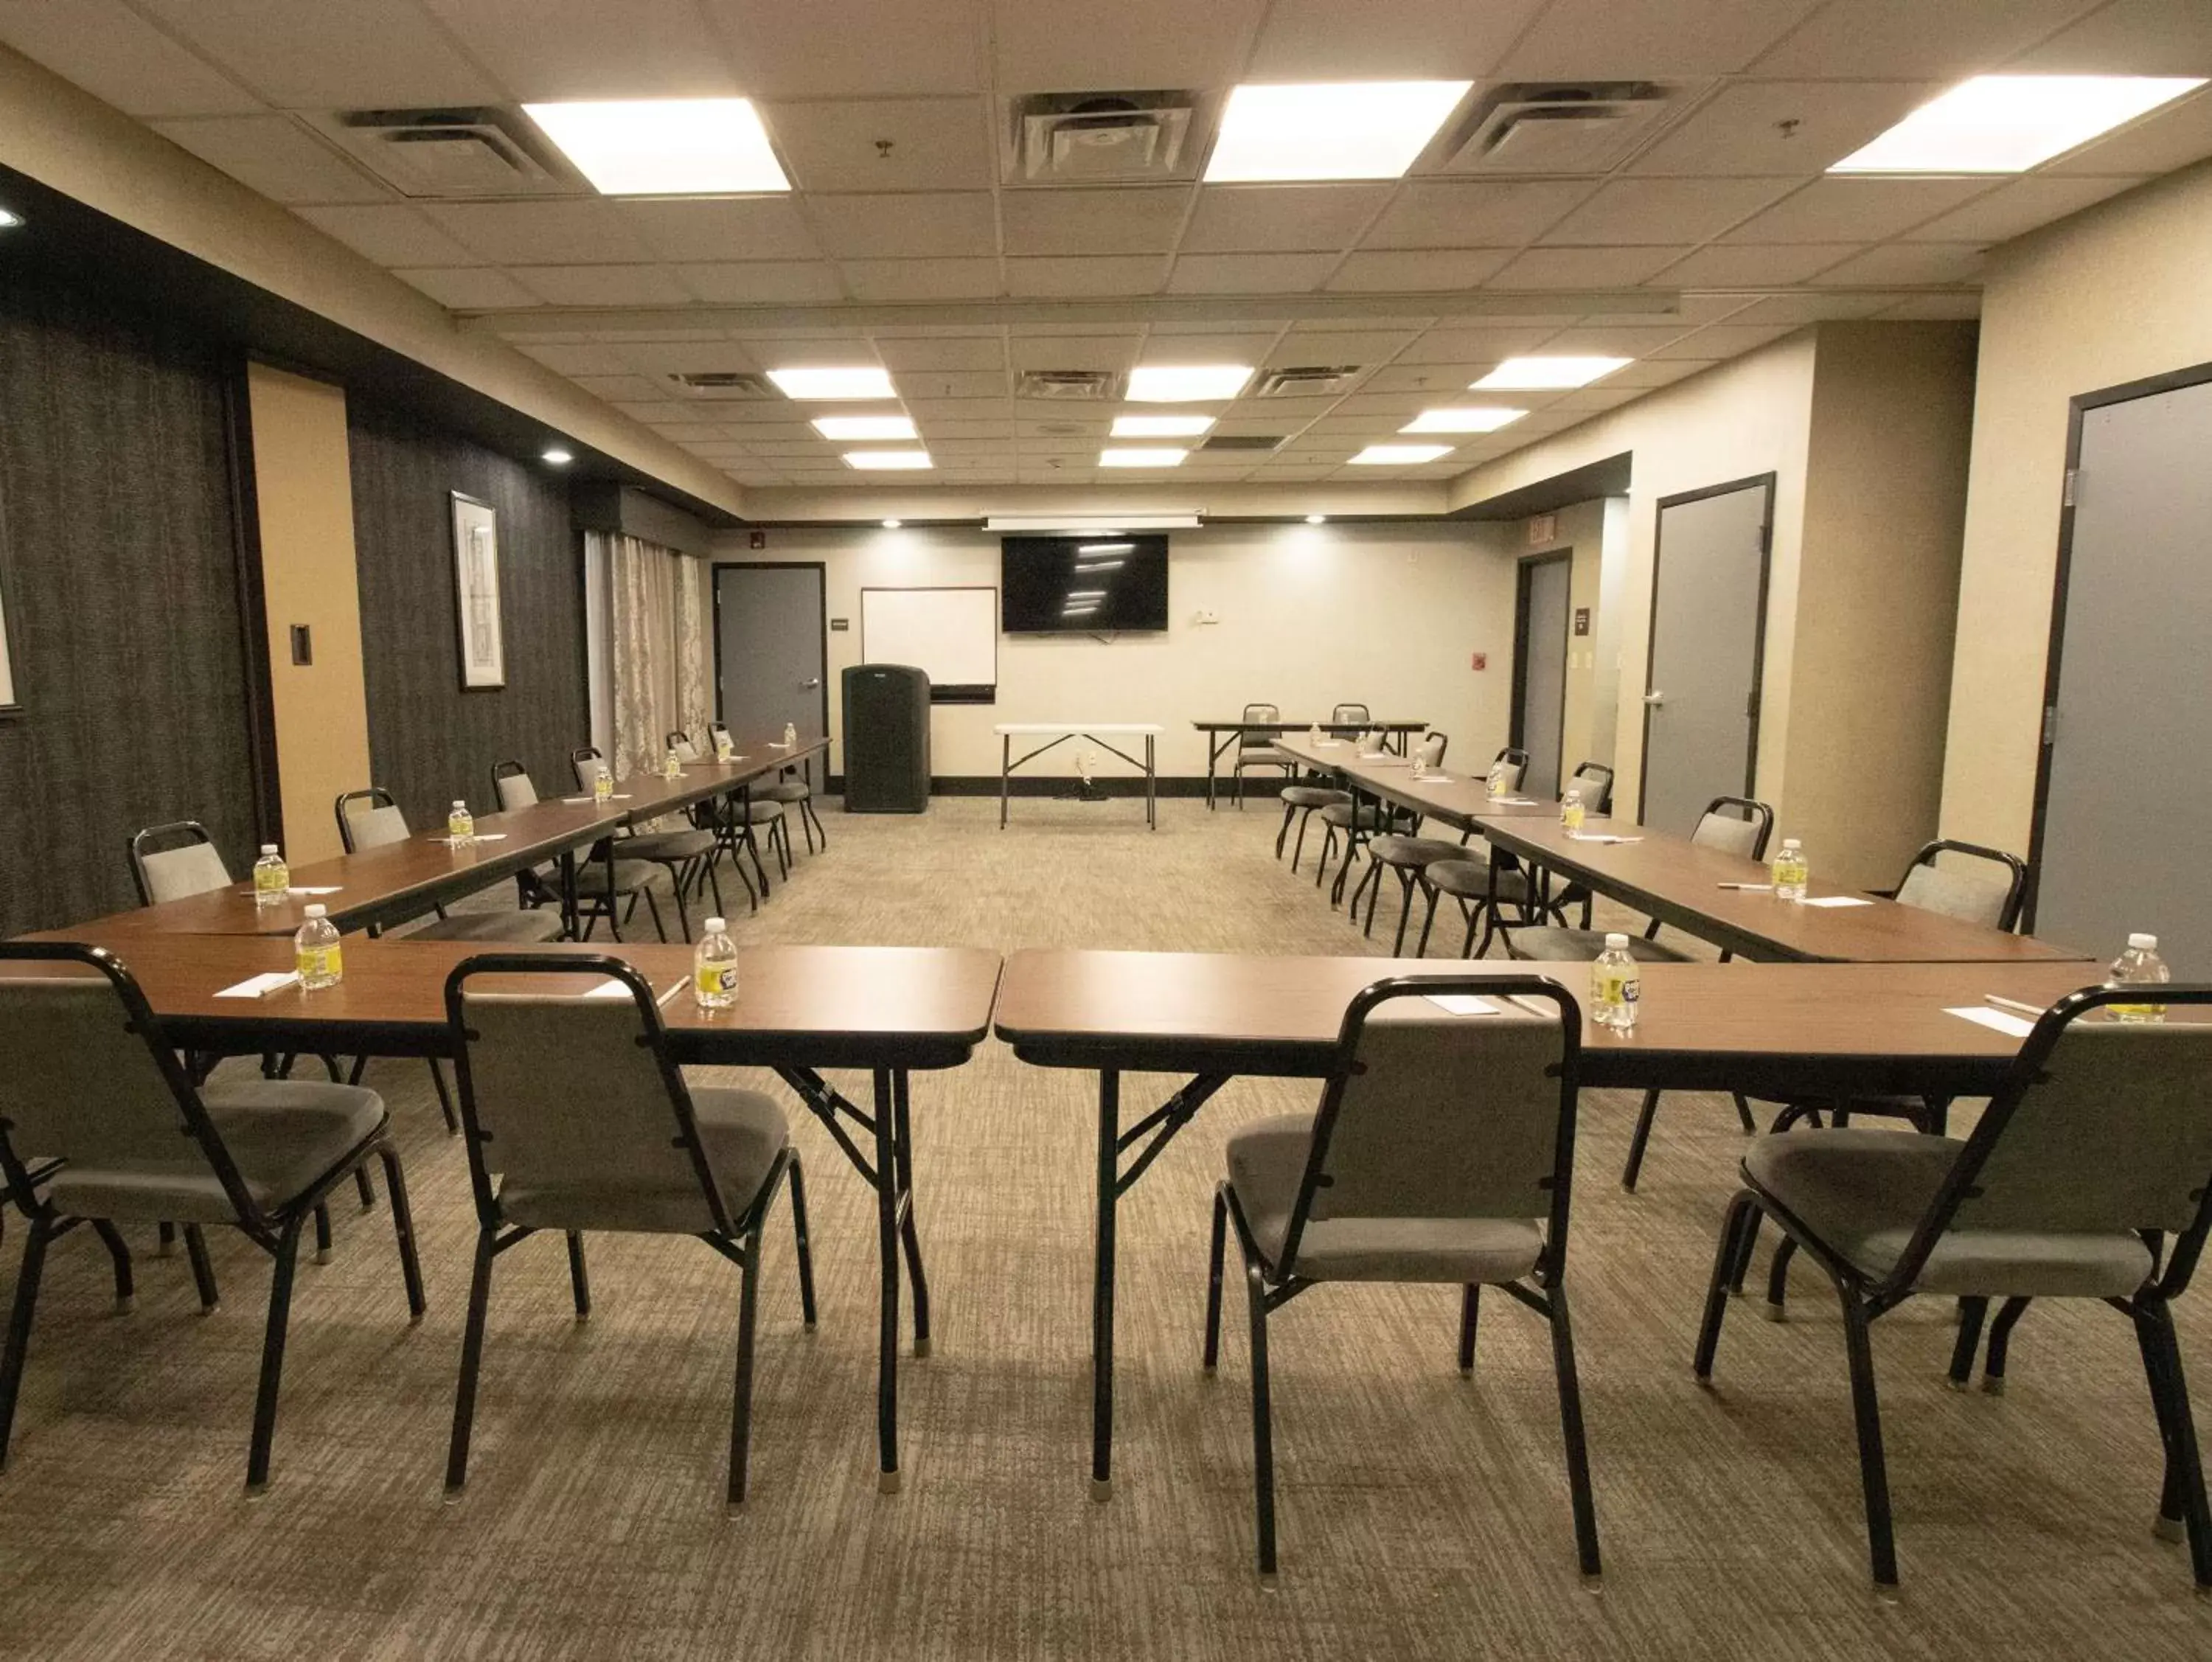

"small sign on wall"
[1573,607,1590,637]
[830,618,850,631]
[1527,512,1557,546]
[1470,652,1487,672]
[748,530,767,550]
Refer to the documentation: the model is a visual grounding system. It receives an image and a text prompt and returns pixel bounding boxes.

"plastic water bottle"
[693,917,739,1009]
[1485,759,1508,800]
[1592,933,1641,1033]
[2107,931,2170,1022]
[714,731,735,762]
[1308,721,1322,746]
[663,746,682,779]
[783,720,799,748]
[1772,837,1808,901]
[251,844,289,908]
[593,764,613,804]
[1560,787,1585,835]
[295,904,342,990]
[447,799,475,846]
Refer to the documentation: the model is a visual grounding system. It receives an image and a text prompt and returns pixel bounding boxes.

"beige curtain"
[674,555,712,742]
[608,537,714,830]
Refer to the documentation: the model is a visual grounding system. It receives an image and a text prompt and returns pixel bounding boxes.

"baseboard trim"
[829,774,1227,801]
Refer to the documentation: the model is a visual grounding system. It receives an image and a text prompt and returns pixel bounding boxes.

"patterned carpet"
[1,795,2204,1660]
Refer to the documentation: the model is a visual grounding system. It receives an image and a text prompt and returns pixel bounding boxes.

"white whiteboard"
[860,586,998,692]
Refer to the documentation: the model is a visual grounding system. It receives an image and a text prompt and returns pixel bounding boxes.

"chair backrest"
[1893,839,2027,931]
[0,945,258,1221]
[444,956,739,1235]
[709,721,733,751]
[1690,796,1774,860]
[667,731,699,762]
[491,760,538,813]
[1277,976,1583,1275]
[335,787,411,853]
[1489,747,1529,792]
[571,746,608,793]
[1415,731,1448,770]
[128,821,232,905]
[1885,987,2212,1298]
[1238,703,1280,753]
[1565,762,1613,816]
[1330,703,1370,726]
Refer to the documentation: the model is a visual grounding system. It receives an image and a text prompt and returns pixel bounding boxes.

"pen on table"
[1983,994,2046,1018]
[1506,993,1552,1018]
[655,979,686,1008]
[1717,882,1773,891]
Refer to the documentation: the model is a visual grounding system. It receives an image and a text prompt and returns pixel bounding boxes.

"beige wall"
[246,363,371,864]
[714,521,1519,779]
[1941,161,2212,857]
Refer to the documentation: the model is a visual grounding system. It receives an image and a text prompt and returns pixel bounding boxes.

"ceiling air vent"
[1253,366,1363,397]
[1200,434,1282,452]
[1447,83,1671,175]
[662,372,773,400]
[1011,92,1194,182]
[1016,369,1120,400]
[309,107,581,198]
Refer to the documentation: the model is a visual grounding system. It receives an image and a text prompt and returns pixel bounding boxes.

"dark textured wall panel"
[0,288,253,936]
[347,400,585,830]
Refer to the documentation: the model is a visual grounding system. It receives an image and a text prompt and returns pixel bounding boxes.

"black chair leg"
[1457,1284,1479,1374]
[244,1218,306,1495]
[1416,886,1444,957]
[788,1155,818,1329]
[90,1219,134,1311]
[665,861,694,943]
[1290,811,1314,873]
[641,888,668,942]
[1275,802,1295,859]
[566,1231,591,1320]
[313,1203,333,1265]
[1620,1091,1663,1192]
[157,1221,176,1257]
[0,1214,55,1467]
[1203,1188,1228,1372]
[1947,1296,1989,1390]
[1837,1289,1899,1588]
[1694,1191,1759,1382]
[1732,1093,1756,1133]
[445,1226,499,1496]
[184,1225,219,1312]
[428,1060,460,1136]
[1548,1282,1603,1579]
[1982,1296,2031,1394]
[2137,1295,2211,1581]
[1764,1235,1799,1318]
[1728,1209,1762,1298]
[378,1147,426,1322]
[1244,1254,1277,1579]
[728,1214,765,1512]
[355,1164,378,1213]
[804,796,827,851]
[1390,871,1416,955]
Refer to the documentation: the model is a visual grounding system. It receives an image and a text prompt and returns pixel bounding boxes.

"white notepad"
[1945,1005,2036,1038]
[434,832,510,844]
[1569,832,1641,844]
[1800,895,1874,908]
[214,972,301,998]
[285,886,342,897]
[1425,993,1500,1016]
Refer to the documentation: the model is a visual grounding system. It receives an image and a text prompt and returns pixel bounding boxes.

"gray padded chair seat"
[759,779,810,804]
[1427,859,1528,901]
[48,1080,383,1225]
[1507,925,1689,963]
[1227,1112,1545,1283]
[1280,784,1350,809]
[1319,802,1386,832]
[621,827,718,860]
[496,1086,788,1234]
[1368,834,1465,869]
[403,910,565,944]
[1745,1129,2156,1298]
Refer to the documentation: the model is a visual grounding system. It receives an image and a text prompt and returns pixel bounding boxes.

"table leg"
[893,1070,931,1356]
[1205,733,1221,811]
[872,1065,903,1492]
[1000,734,1010,829]
[558,849,579,939]
[1091,1068,1119,1500]
[1147,735,1156,830]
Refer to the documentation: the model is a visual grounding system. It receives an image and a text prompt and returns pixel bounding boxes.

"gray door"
[1515,554,1571,800]
[715,564,827,745]
[2032,375,2212,973]
[1641,478,1772,834]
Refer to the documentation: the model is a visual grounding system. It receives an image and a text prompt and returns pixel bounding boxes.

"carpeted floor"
[1,795,2204,1660]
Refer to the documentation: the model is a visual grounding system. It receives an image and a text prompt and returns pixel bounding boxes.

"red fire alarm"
[1470,652,1487,671]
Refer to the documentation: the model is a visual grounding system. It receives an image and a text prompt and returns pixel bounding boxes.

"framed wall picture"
[450,490,506,690]
[0,482,19,716]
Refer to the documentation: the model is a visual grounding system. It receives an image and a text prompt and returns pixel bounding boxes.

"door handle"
[801,678,821,689]
[1643,691,1665,705]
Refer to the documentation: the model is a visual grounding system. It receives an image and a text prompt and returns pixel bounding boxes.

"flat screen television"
[1001,535,1169,632]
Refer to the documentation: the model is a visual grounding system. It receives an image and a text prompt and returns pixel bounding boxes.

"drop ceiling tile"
[1360,364,1495,393]
[1328,249,1515,291]
[1901,175,2148,243]
[841,258,1002,300]
[1180,184,1391,253]
[1628,80,1938,176]
[1001,187,1189,256]
[571,374,671,402]
[766,97,995,191]
[1328,392,1428,415]
[917,418,1016,437]
[1223,396,1336,420]
[1244,0,1543,78]
[674,262,847,302]
[1168,254,1335,293]
[704,0,987,97]
[295,204,481,266]
[805,192,997,258]
[394,266,541,309]
[511,265,695,307]
[1540,324,1697,356]
[1363,180,1597,249]
[418,0,739,98]
[1396,326,1557,364]
[421,201,649,263]
[1551,386,1642,413]
[1750,0,2095,77]
[908,397,1012,421]
[2007,0,2212,76]
[1497,0,1821,76]
[1004,256,1168,297]
[1812,243,1987,286]
[2048,87,2212,175]
[1722,293,1893,324]
[1266,330,1417,364]
[617,340,760,374]
[891,370,1006,399]
[1722,177,1991,243]
[649,423,734,442]
[991,0,1268,91]
[1489,246,1691,288]
[1649,323,1801,359]
[1650,243,1860,287]
[1605,357,1720,388]
[872,336,1006,371]
[150,116,390,204]
[615,199,821,262]
[615,400,712,424]
[1138,332,1277,361]
[518,341,630,375]
[134,0,500,107]
[1542,177,1798,246]
[0,1,264,117]
[1872,294,1983,320]
[1008,335,1142,369]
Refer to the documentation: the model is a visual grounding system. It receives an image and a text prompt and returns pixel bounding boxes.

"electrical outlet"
[1192,608,1220,625]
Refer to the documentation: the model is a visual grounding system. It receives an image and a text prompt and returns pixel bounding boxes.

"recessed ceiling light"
[0,208,21,229]
[1350,444,1453,465]
[1205,80,1472,182]
[540,447,573,465]
[1830,74,2205,174]
[1076,560,1127,571]
[522,98,790,195]
[881,518,903,529]
[1111,413,1215,438]
[843,450,933,470]
[1099,448,1190,467]
[1472,357,1629,391]
[1401,406,1526,434]
[1126,365,1251,403]
[813,413,917,441]
[768,366,895,400]
[1305,514,1326,525]
[1077,541,1136,554]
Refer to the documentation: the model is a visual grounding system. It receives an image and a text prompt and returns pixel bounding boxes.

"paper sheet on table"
[1425,993,1500,1016]
[435,832,510,844]
[1411,773,1454,785]
[215,972,301,999]
[1945,1005,2036,1038]
[285,886,342,897]
[1800,895,1874,908]
[1492,796,1538,806]
[1570,832,1642,844]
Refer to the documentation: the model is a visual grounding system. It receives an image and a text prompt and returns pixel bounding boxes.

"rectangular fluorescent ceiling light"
[1831,76,2205,174]
[1402,406,1526,434]
[1078,542,1136,554]
[842,450,933,470]
[523,99,789,194]
[1111,414,1214,437]
[1126,365,1251,403]
[1351,444,1453,465]
[1472,357,1629,390]
[812,414,916,441]
[768,366,895,400]
[987,515,1200,531]
[1100,448,1189,467]
[1206,81,1472,181]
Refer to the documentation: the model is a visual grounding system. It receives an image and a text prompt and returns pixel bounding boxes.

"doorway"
[1640,474,1773,833]
[714,563,828,748]
[2027,364,2212,972]
[1511,552,1572,801]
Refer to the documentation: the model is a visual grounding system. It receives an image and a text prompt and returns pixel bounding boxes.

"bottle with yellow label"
[664,747,683,779]
[2107,931,2169,1022]
[447,799,474,846]
[1772,837,1809,901]
[693,917,739,1009]
[593,765,613,804]
[295,904,342,990]
[1560,787,1585,835]
[1485,759,1508,800]
[714,731,735,762]
[251,844,289,908]
[1591,933,1641,1032]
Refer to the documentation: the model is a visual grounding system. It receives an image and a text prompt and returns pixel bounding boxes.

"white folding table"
[994,723,1163,829]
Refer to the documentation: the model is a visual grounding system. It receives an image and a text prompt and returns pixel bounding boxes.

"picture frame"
[0,479,20,717]
[450,490,506,690]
